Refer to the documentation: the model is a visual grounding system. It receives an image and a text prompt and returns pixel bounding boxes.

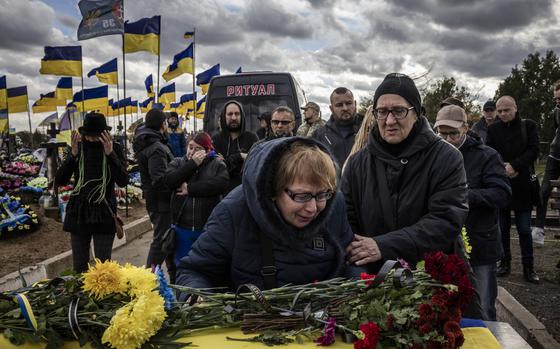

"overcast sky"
[1,0,560,131]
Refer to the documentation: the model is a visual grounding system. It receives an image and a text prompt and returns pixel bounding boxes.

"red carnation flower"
[360,272,376,286]
[354,322,381,349]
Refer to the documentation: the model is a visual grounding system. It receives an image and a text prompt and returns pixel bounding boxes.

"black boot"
[496,259,511,277]
[523,265,540,284]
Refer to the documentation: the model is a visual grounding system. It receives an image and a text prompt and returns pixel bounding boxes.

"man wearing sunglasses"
[435,105,511,320]
[342,73,468,281]
[253,106,296,147]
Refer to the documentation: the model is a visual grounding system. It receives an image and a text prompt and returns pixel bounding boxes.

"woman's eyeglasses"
[284,189,334,203]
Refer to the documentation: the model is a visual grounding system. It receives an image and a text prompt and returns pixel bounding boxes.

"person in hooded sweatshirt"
[212,101,258,193]
[434,105,511,321]
[341,73,469,273]
[166,111,186,157]
[175,137,359,297]
[133,109,176,282]
[56,112,128,273]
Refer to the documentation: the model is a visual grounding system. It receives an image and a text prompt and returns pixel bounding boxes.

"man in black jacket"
[212,101,258,193]
[532,81,560,245]
[133,109,176,281]
[435,105,511,320]
[486,96,540,283]
[471,100,498,143]
[313,87,361,170]
[342,73,469,273]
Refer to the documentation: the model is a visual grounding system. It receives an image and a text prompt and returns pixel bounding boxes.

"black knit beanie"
[145,108,167,130]
[373,73,422,116]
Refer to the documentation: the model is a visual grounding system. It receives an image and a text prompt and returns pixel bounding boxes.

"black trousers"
[71,230,115,273]
[535,156,560,228]
[147,211,176,281]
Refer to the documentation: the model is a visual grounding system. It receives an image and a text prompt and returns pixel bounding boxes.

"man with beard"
[166,112,186,157]
[472,101,498,143]
[212,101,258,193]
[313,87,361,169]
[297,101,325,137]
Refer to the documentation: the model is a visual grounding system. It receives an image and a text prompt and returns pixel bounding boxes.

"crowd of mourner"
[57,73,560,322]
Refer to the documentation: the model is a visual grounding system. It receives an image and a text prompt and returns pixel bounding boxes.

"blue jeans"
[472,263,497,321]
[499,209,534,266]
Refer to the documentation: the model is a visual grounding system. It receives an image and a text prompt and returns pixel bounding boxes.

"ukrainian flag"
[144,74,155,97]
[56,77,73,100]
[40,46,82,77]
[0,76,7,113]
[72,85,108,112]
[184,31,194,39]
[7,86,28,113]
[140,97,153,113]
[87,58,118,85]
[179,92,196,110]
[159,83,176,104]
[196,95,206,119]
[196,64,220,94]
[113,97,137,114]
[124,16,160,55]
[34,91,66,107]
[103,99,115,117]
[162,43,194,82]
[57,109,72,145]
[32,101,57,114]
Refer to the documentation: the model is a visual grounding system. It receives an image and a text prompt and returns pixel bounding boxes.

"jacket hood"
[461,132,483,150]
[367,116,441,162]
[133,126,167,153]
[242,136,339,245]
[219,100,247,136]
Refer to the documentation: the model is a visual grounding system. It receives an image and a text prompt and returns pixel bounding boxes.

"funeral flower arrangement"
[0,194,40,237]
[0,252,473,349]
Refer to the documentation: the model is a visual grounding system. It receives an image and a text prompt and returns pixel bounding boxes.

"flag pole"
[80,47,85,120]
[122,2,129,218]
[25,93,33,148]
[156,16,161,104]
[192,28,196,131]
[4,77,12,157]
[116,65,121,128]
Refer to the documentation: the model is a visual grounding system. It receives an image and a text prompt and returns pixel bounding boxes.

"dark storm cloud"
[391,0,555,33]
[437,30,493,51]
[244,1,313,39]
[0,0,59,50]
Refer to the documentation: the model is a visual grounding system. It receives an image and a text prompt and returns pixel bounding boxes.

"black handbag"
[161,196,189,255]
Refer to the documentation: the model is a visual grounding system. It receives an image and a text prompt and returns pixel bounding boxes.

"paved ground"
[112,229,153,266]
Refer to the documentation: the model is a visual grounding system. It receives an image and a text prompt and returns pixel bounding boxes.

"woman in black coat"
[56,112,128,273]
[164,132,229,265]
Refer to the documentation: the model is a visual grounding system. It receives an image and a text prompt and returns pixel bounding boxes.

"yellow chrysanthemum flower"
[120,264,157,297]
[461,226,472,257]
[102,291,167,349]
[82,259,126,299]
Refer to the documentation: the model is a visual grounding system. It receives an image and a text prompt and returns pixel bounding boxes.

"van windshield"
[207,97,291,135]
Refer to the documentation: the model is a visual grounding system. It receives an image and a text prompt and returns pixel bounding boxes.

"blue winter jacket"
[167,128,186,157]
[176,137,358,295]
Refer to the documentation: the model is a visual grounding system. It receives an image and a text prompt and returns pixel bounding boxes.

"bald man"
[486,95,540,283]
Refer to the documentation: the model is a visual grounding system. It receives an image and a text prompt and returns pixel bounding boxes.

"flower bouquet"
[13,153,40,166]
[3,162,40,177]
[0,252,474,349]
[0,194,40,237]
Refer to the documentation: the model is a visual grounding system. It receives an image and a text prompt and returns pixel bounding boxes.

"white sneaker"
[531,227,545,247]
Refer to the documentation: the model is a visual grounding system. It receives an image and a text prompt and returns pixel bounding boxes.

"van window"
[208,97,292,135]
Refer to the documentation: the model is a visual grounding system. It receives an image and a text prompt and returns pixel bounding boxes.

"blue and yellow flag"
[140,97,153,113]
[56,77,73,100]
[196,95,206,119]
[77,0,124,40]
[7,86,28,113]
[72,85,108,112]
[87,58,118,85]
[35,91,66,107]
[40,46,82,77]
[0,76,7,132]
[32,101,57,114]
[184,31,194,39]
[144,74,155,97]
[0,76,7,114]
[179,92,196,110]
[162,43,194,82]
[112,97,137,114]
[159,83,176,104]
[124,16,160,55]
[196,64,220,94]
